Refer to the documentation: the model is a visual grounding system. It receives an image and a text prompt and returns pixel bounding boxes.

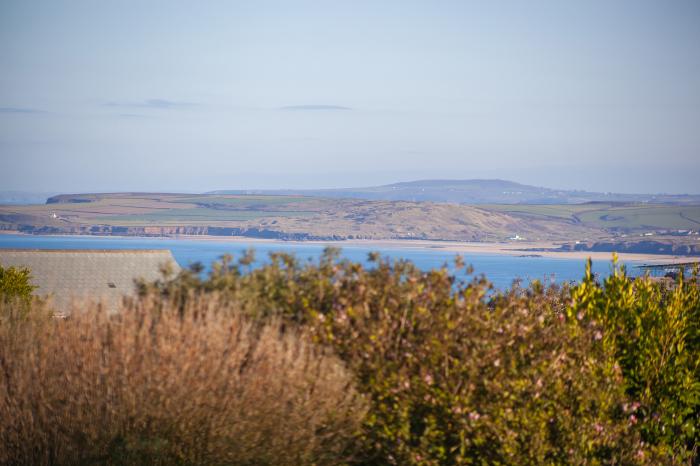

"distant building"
[0,249,180,314]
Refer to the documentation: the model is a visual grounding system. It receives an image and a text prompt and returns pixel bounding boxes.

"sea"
[0,234,638,290]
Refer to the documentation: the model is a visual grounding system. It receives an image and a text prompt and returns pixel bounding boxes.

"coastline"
[2,230,694,264]
[158,234,693,263]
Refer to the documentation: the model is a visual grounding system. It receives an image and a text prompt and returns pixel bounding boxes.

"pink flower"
[423,373,434,385]
[629,414,638,425]
[594,423,604,434]
[468,411,481,421]
[594,330,603,341]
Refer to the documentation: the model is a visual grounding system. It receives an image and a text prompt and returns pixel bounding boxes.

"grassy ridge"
[99,208,315,223]
[209,179,700,205]
[3,193,699,243]
[1,193,603,241]
[485,203,700,231]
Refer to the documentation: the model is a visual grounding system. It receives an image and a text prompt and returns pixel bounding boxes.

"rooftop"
[0,249,180,314]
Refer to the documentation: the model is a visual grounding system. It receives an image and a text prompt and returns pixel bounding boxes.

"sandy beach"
[167,235,696,264]
[2,230,696,264]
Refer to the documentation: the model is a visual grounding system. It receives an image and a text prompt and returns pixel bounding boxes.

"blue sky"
[1,0,699,193]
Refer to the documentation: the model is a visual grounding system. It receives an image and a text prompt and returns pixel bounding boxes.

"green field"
[99,208,315,224]
[483,204,700,231]
[174,195,316,207]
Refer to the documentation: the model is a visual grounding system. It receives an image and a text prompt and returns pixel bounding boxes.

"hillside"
[2,193,600,242]
[484,203,700,232]
[2,193,699,254]
[211,179,700,205]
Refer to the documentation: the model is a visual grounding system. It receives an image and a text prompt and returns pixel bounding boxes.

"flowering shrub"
[142,249,697,464]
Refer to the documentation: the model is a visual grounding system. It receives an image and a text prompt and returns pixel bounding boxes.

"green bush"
[0,263,36,302]
[571,256,700,462]
[0,262,42,322]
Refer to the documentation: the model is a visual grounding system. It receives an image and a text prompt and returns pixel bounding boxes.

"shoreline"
[1,230,696,264]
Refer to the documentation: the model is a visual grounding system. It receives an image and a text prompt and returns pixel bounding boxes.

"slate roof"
[0,249,180,314]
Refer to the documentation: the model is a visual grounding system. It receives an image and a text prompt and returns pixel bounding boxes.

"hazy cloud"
[279,105,351,111]
[104,99,196,109]
[0,106,47,114]
[116,113,153,119]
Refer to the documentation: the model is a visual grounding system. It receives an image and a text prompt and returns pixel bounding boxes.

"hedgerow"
[140,249,698,464]
[2,249,698,464]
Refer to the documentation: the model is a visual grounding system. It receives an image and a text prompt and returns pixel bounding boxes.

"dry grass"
[0,296,365,465]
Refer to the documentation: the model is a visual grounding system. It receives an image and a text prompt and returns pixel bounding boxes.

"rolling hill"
[210,179,700,205]
[2,192,600,242]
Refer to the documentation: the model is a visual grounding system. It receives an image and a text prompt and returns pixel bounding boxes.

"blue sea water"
[0,234,634,290]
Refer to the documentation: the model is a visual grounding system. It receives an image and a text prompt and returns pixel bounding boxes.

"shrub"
[0,263,36,302]
[0,295,365,465]
[0,263,44,322]
[146,250,671,464]
[571,257,700,462]
[4,249,698,465]
[305,262,655,465]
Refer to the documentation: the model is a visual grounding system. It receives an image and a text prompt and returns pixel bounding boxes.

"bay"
[0,234,635,289]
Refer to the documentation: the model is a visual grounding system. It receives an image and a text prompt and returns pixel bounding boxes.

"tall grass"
[0,295,365,465]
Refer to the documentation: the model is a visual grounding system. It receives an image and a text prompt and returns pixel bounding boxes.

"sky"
[1,0,699,194]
